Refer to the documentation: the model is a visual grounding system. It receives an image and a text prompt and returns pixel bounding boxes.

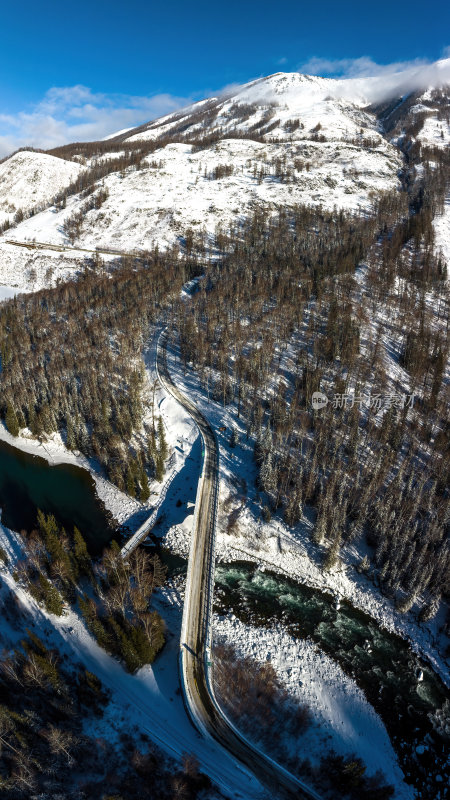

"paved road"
[4,238,140,258]
[156,328,322,800]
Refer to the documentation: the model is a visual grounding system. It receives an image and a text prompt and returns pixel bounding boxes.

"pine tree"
[312,509,327,545]
[37,511,75,582]
[29,403,42,436]
[79,596,111,651]
[139,469,150,503]
[229,427,238,448]
[262,505,272,522]
[431,348,445,403]
[396,593,416,614]
[157,416,168,461]
[66,418,76,451]
[40,403,56,435]
[126,466,136,498]
[37,509,58,538]
[259,452,276,493]
[255,424,272,464]
[109,617,140,672]
[155,453,164,482]
[130,625,155,666]
[76,419,90,454]
[324,528,342,571]
[5,402,19,436]
[419,595,441,622]
[38,574,64,616]
[73,526,91,577]
[39,512,63,561]
[357,555,370,573]
[284,487,303,526]
[148,428,157,460]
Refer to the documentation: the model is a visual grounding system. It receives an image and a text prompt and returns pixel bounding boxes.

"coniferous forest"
[0,248,195,493]
[173,141,449,619]
[0,134,449,619]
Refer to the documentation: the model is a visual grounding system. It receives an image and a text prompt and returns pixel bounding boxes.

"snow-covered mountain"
[0,67,448,292]
[111,64,450,147]
[119,72,382,143]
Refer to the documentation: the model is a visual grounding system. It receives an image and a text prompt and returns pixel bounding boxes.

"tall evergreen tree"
[126,465,136,498]
[155,453,164,482]
[157,416,168,461]
[139,469,150,503]
[66,418,76,451]
[5,403,19,436]
[73,526,91,577]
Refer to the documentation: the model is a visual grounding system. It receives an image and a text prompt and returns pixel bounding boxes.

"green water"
[0,439,116,553]
[214,562,450,799]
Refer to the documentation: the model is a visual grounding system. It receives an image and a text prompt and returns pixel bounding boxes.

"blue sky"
[0,0,448,156]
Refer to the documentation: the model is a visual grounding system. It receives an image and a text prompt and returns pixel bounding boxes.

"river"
[213,561,450,800]
[0,438,115,553]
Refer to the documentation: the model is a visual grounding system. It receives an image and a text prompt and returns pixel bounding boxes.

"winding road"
[156,327,322,800]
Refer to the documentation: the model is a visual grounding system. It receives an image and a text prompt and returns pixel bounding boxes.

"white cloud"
[0,85,191,158]
[297,53,450,104]
[298,55,429,79]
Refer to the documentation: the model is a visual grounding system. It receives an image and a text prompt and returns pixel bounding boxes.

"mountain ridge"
[0,66,448,293]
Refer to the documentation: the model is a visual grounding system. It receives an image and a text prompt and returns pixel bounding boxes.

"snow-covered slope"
[399,84,450,149]
[123,72,384,146]
[418,114,450,148]
[0,73,405,291]
[2,135,400,265]
[371,81,450,265]
[0,150,83,226]
[1,67,449,292]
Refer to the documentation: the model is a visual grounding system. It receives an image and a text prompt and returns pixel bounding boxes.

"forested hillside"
[174,140,449,619]
[0,250,196,491]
